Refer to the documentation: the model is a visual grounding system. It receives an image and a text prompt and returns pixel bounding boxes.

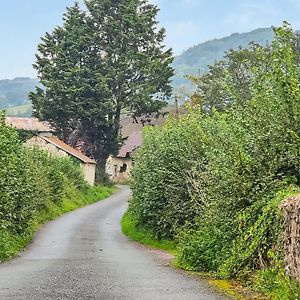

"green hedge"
[0,112,114,261]
[130,115,206,239]
[128,24,300,298]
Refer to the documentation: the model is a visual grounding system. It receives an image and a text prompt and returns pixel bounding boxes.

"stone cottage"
[6,117,96,186]
[106,131,142,182]
[26,135,96,186]
[105,112,173,182]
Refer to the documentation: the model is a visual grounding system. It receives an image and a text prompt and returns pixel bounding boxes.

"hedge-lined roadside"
[122,210,176,252]
[0,112,115,261]
[0,185,115,262]
[127,24,300,299]
[121,210,268,300]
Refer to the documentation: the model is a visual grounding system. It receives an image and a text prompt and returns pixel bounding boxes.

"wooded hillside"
[172,27,274,88]
[0,28,275,113]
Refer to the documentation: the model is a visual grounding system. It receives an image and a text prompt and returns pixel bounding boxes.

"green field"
[5,103,32,117]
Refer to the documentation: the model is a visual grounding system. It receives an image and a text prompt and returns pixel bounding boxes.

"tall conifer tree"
[30,0,174,164]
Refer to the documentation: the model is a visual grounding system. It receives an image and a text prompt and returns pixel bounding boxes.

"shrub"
[128,23,300,297]
[131,114,206,239]
[0,111,114,260]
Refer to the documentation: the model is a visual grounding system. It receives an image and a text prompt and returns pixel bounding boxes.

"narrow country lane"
[0,186,226,300]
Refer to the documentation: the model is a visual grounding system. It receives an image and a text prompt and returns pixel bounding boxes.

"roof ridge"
[41,136,96,164]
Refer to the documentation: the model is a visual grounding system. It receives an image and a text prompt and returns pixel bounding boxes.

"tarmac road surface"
[0,185,226,300]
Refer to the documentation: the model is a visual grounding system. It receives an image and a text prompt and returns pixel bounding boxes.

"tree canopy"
[187,28,300,113]
[30,0,174,163]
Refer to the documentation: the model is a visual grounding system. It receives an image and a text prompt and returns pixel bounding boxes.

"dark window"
[120,163,128,173]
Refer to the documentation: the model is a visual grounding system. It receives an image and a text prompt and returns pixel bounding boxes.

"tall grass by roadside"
[122,210,176,252]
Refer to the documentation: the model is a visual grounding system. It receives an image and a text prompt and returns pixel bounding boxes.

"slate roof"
[119,115,166,138]
[119,106,184,137]
[118,131,143,158]
[117,111,176,158]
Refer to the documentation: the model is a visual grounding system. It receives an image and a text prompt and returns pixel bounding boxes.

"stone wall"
[280,194,300,283]
[26,136,67,157]
[105,156,133,182]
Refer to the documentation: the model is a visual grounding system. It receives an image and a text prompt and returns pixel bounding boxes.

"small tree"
[186,43,268,113]
[30,0,174,164]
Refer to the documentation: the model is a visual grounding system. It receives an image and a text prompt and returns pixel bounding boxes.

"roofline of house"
[41,136,97,164]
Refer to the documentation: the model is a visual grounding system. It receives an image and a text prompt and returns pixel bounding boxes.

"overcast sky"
[1,0,300,79]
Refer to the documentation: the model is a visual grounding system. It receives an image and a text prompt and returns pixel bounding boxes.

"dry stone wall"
[280,194,300,282]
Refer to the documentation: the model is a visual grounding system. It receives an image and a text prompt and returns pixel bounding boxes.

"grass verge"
[121,208,268,300]
[0,185,116,262]
[121,210,176,252]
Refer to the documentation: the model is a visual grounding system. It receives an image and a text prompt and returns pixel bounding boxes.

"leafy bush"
[128,23,300,297]
[131,115,206,239]
[254,260,300,300]
[0,112,114,261]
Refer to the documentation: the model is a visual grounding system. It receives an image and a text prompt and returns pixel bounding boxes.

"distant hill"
[172,27,275,88]
[1,28,275,114]
[0,78,39,117]
[5,103,33,118]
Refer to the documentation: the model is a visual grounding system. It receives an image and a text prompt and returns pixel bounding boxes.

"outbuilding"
[106,131,142,182]
[6,117,96,186]
[26,135,96,186]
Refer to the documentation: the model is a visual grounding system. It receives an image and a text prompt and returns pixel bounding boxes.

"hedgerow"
[131,115,206,239]
[0,112,114,261]
[128,23,300,297]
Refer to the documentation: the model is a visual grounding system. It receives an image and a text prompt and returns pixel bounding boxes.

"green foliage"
[0,115,114,261]
[186,43,267,112]
[0,78,39,110]
[0,230,30,261]
[30,0,174,163]
[131,114,206,239]
[176,219,229,272]
[95,163,111,185]
[128,23,300,297]
[173,28,274,89]
[16,129,36,142]
[122,210,176,251]
[0,185,114,262]
[219,187,298,278]
[254,265,300,300]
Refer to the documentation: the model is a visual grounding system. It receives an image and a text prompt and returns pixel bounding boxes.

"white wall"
[106,156,133,182]
[81,163,96,186]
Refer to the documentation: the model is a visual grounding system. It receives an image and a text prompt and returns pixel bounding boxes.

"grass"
[253,268,300,300]
[5,103,32,117]
[121,208,270,300]
[210,279,268,300]
[35,185,115,221]
[0,185,116,262]
[121,210,176,252]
